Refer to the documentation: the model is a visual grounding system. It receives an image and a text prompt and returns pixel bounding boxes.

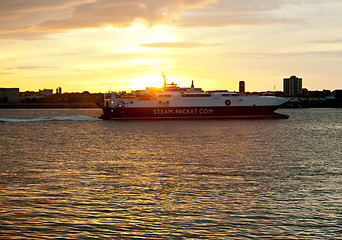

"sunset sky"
[1,0,342,93]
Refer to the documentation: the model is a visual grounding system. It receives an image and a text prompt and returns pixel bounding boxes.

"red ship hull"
[100,105,288,120]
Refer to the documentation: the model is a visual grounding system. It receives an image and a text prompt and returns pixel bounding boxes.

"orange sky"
[1,0,342,93]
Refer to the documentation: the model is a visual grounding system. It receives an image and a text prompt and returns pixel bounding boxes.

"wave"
[0,116,101,122]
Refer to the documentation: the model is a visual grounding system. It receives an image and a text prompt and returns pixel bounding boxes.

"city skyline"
[1,0,342,93]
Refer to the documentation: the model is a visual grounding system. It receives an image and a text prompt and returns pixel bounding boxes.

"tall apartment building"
[0,88,19,103]
[283,76,302,97]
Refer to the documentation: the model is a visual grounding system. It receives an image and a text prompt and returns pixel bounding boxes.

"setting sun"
[127,74,165,90]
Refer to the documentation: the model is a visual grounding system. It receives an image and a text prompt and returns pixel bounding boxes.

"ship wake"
[0,116,100,122]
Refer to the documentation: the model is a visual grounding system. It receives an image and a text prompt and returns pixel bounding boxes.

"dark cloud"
[37,0,216,30]
[0,0,215,38]
[1,0,341,39]
[0,0,88,28]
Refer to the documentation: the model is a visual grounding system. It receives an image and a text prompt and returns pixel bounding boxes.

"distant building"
[283,76,302,97]
[0,88,20,103]
[326,90,342,107]
[239,81,245,93]
[56,87,62,94]
[39,89,53,96]
[331,90,342,99]
[326,90,342,100]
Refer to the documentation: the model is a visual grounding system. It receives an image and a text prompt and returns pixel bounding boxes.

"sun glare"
[129,75,165,90]
[101,24,178,54]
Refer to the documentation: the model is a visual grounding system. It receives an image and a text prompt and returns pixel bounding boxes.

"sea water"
[0,108,341,239]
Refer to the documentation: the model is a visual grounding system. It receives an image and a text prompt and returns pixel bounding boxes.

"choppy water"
[0,108,341,239]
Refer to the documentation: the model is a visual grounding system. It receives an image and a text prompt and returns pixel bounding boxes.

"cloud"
[2,0,341,39]
[2,0,341,44]
[139,42,210,48]
[223,50,342,59]
[0,0,215,38]
[311,38,342,44]
[5,65,61,71]
[180,0,342,27]
[0,1,89,29]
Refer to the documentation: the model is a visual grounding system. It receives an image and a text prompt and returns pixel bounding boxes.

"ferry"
[98,74,289,120]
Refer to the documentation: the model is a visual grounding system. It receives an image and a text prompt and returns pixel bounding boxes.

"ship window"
[158,94,171,98]
[182,94,211,97]
[116,94,137,98]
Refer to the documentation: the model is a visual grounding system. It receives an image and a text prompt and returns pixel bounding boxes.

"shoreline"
[0,103,100,108]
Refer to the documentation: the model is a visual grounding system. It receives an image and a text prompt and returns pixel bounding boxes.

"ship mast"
[162,72,166,88]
